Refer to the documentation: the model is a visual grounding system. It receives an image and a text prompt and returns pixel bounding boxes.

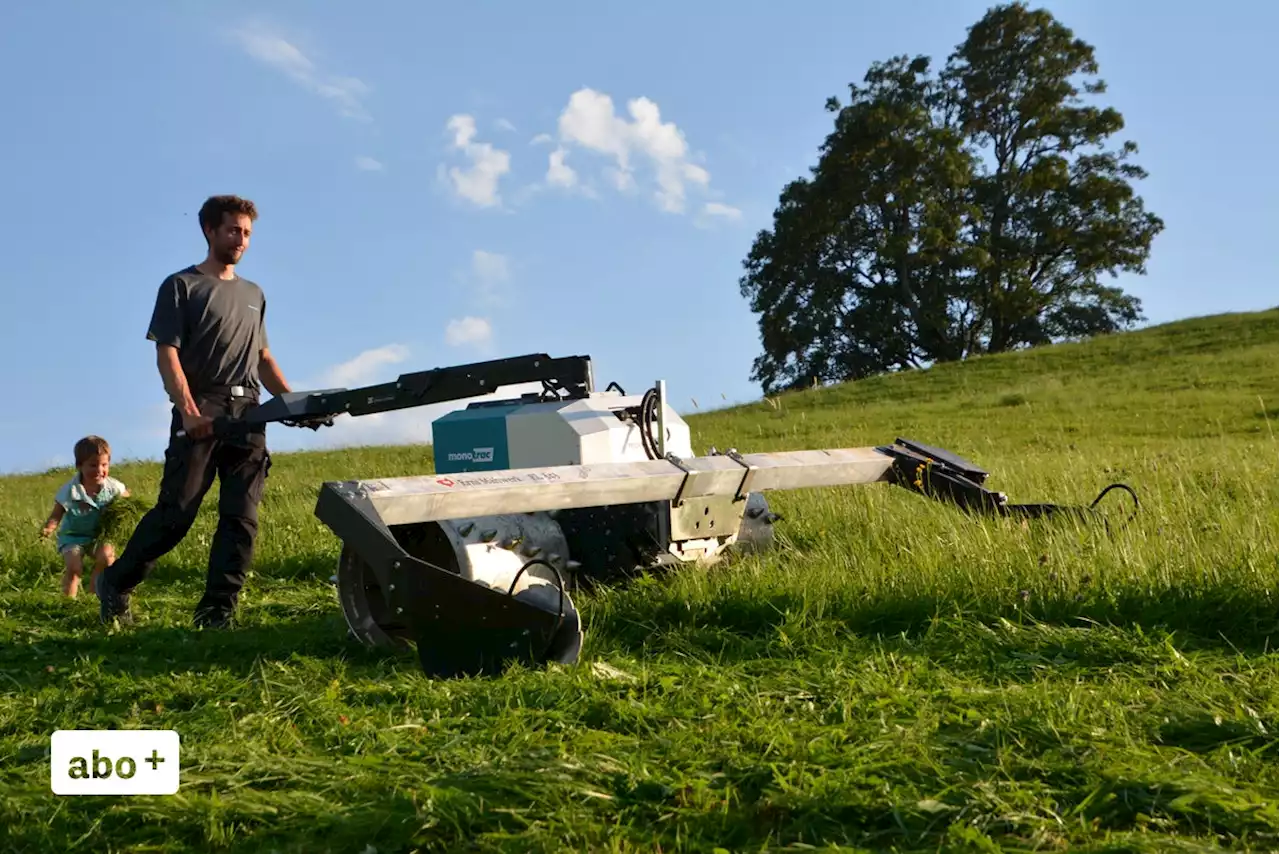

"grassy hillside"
[0,309,1276,853]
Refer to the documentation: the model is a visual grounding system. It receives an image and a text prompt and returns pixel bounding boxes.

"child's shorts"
[56,537,92,558]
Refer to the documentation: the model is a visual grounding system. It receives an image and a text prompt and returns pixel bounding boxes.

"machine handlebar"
[171,352,595,439]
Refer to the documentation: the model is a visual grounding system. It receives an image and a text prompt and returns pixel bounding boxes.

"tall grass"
[0,309,1275,853]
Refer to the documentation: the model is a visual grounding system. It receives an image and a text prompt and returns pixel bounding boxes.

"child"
[40,435,130,598]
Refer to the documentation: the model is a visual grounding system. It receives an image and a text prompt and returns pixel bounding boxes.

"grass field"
[1,309,1276,853]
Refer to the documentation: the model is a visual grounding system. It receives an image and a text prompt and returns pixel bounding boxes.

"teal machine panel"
[432,402,515,473]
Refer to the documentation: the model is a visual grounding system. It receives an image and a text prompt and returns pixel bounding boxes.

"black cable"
[507,558,568,621]
[1089,482,1141,535]
[1090,482,1139,515]
[506,557,570,662]
[638,387,662,460]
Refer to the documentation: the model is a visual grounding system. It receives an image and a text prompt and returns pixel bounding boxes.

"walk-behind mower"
[201,353,1137,678]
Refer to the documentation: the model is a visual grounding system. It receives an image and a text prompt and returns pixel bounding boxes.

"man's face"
[205,213,253,265]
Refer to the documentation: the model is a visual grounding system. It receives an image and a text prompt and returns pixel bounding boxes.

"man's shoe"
[193,607,234,630]
[95,573,133,626]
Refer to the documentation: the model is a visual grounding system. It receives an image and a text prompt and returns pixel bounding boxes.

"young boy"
[40,435,130,598]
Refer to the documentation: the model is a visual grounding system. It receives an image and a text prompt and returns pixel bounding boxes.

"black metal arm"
[179,353,595,438]
[877,438,1139,528]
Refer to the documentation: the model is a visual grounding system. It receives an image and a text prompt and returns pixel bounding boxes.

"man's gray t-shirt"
[146,266,270,394]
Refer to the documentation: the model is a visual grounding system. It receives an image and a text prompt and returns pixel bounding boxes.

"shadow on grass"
[1257,406,1278,423]
[255,552,340,583]
[587,574,1278,663]
[1,609,413,689]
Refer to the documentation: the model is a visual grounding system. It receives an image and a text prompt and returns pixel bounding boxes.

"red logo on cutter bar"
[436,477,455,488]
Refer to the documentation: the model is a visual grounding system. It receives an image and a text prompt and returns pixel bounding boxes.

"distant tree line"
[739,1,1164,394]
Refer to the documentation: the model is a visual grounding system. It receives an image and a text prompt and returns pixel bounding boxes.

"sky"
[0,1,1275,475]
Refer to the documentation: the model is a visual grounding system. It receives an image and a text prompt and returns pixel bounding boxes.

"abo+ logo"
[51,730,180,795]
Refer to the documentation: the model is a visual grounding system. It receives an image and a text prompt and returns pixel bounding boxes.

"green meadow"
[0,309,1276,853]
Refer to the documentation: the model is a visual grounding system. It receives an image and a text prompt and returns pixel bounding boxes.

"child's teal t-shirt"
[54,474,127,550]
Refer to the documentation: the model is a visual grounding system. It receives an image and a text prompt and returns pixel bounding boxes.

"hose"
[1089,482,1141,534]
[507,557,569,662]
[1090,482,1139,517]
[638,387,662,460]
[506,557,567,619]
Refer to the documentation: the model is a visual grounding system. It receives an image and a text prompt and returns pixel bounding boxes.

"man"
[97,194,293,629]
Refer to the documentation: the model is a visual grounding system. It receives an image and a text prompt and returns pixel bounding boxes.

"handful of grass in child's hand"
[91,495,148,551]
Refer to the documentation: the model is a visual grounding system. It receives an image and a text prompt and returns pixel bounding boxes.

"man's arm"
[157,345,199,417]
[157,344,212,438]
[259,347,292,396]
[256,294,290,397]
[147,275,211,438]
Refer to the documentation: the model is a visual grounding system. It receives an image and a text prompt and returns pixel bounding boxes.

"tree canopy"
[739,2,1165,394]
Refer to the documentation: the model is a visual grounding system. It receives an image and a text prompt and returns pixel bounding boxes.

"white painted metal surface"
[328,447,896,526]
[503,392,693,469]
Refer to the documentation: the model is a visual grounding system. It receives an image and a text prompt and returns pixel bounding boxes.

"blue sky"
[1,1,1275,474]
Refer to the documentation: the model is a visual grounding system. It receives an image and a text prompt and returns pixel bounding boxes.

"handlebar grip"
[175,415,235,440]
[173,412,333,439]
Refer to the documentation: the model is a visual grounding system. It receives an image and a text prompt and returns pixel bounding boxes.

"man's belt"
[197,385,259,400]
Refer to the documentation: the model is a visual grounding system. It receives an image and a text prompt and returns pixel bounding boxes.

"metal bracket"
[724,448,758,502]
[665,452,693,506]
[665,452,746,510]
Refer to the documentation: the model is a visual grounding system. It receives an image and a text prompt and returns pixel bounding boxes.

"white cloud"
[546,87,719,214]
[230,22,371,122]
[456,249,512,308]
[495,118,517,132]
[355,155,384,171]
[471,249,509,286]
[441,114,511,208]
[530,133,554,145]
[264,343,413,451]
[693,201,744,229]
[320,344,410,388]
[701,201,742,220]
[445,316,493,348]
[546,147,577,188]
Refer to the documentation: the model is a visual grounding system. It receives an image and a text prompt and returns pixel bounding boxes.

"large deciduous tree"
[740,2,1164,394]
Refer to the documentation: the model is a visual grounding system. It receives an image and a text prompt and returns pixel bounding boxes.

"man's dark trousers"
[99,388,271,625]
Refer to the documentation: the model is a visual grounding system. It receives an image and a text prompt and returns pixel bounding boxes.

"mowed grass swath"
[0,309,1275,853]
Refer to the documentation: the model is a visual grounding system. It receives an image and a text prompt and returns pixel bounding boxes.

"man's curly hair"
[198,194,258,236]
